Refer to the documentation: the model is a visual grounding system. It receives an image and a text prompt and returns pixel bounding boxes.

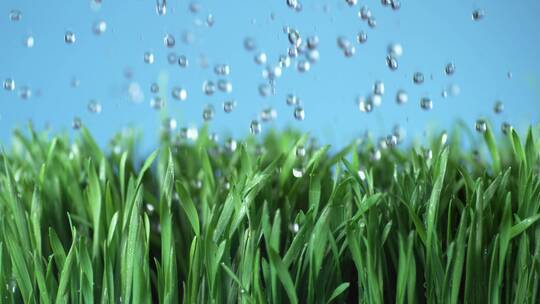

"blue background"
[1,0,539,151]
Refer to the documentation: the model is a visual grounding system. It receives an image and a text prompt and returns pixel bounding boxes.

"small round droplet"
[386,135,398,148]
[172,87,187,101]
[64,31,76,44]
[292,167,304,178]
[167,52,177,64]
[150,83,159,94]
[475,119,487,133]
[150,96,165,109]
[178,55,189,67]
[294,106,305,120]
[306,49,320,63]
[217,79,233,93]
[494,101,504,114]
[296,145,306,157]
[386,55,398,70]
[260,107,277,122]
[445,63,455,75]
[307,36,319,49]
[164,33,175,48]
[413,72,424,84]
[202,105,215,121]
[472,9,484,21]
[163,117,177,131]
[387,43,403,57]
[156,1,167,16]
[223,100,236,113]
[279,55,291,68]
[391,0,401,10]
[225,138,237,152]
[373,81,385,96]
[214,64,230,76]
[367,17,377,28]
[3,78,15,91]
[396,90,408,104]
[297,60,310,72]
[144,52,155,64]
[93,20,107,35]
[19,86,31,100]
[254,52,267,65]
[286,94,300,106]
[358,97,373,113]
[501,122,512,135]
[343,45,356,57]
[357,31,367,44]
[244,37,257,51]
[202,81,216,95]
[420,97,433,111]
[346,0,357,6]
[288,46,299,58]
[288,29,302,48]
[250,119,262,134]
[337,36,351,50]
[9,10,22,22]
[87,100,102,113]
[358,6,371,20]
[287,0,300,10]
[258,83,273,97]
[72,117,82,130]
[24,35,35,48]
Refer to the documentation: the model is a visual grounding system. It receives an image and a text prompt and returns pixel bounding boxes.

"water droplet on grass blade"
[296,145,306,157]
[292,167,304,178]
[475,119,487,133]
[250,119,261,134]
[501,122,512,135]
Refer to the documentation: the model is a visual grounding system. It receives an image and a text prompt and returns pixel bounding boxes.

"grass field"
[0,123,539,303]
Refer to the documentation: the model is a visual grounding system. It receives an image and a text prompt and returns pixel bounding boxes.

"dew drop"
[3,78,15,91]
[296,145,306,157]
[445,62,455,75]
[294,106,305,120]
[214,64,231,76]
[288,29,302,48]
[254,52,267,65]
[290,223,300,233]
[475,119,487,133]
[413,72,424,84]
[501,122,512,135]
[72,117,82,130]
[367,17,377,28]
[93,20,107,35]
[150,83,159,94]
[358,6,372,20]
[472,9,484,21]
[172,87,187,101]
[164,33,175,48]
[292,167,304,178]
[144,52,155,64]
[307,35,319,49]
[217,79,233,93]
[9,10,22,22]
[286,94,300,106]
[346,0,357,6]
[178,55,189,67]
[391,0,401,10]
[297,60,310,72]
[386,55,398,70]
[357,31,368,44]
[358,96,373,113]
[223,100,236,113]
[64,31,76,44]
[250,119,262,135]
[494,101,504,114]
[373,81,385,96]
[163,117,177,131]
[202,80,216,95]
[150,96,165,109]
[24,35,35,48]
[260,107,277,122]
[396,90,408,105]
[202,105,215,121]
[225,138,238,152]
[87,100,102,114]
[343,45,356,57]
[420,97,433,111]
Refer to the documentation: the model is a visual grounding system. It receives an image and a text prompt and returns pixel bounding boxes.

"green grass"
[0,123,539,303]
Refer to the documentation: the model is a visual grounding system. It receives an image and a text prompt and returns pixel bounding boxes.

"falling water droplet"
[357,31,368,44]
[358,96,373,113]
[72,117,82,130]
[254,52,267,65]
[19,86,31,100]
[358,6,372,20]
[164,33,175,48]
[202,80,216,95]
[150,83,159,94]
[373,81,385,96]
[156,0,167,16]
[386,55,398,70]
[297,60,310,72]
[387,43,403,57]
[150,96,165,109]
[178,55,189,67]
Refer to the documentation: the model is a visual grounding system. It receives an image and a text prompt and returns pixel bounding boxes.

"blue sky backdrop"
[1,0,539,151]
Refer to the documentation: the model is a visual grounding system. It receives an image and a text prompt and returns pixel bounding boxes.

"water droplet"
[164,33,175,48]
[206,14,215,27]
[254,52,267,65]
[244,37,257,51]
[420,97,433,110]
[167,52,177,64]
[178,55,189,67]
[357,31,368,44]
[156,1,167,16]
[72,117,82,130]
[172,87,187,101]
[223,100,236,113]
[279,54,291,68]
[163,117,177,131]
[381,0,391,6]
[292,167,304,178]
[396,90,408,104]
[297,60,310,72]
[367,17,377,28]
[387,43,403,57]
[217,79,233,93]
[393,124,406,143]
[87,100,102,113]
[286,0,300,10]
[24,35,35,48]
[202,105,215,121]
[343,45,356,57]
[288,29,302,48]
[150,96,165,109]
[93,20,107,35]
[441,131,448,145]
[144,52,155,64]
[423,149,433,160]
[3,78,15,91]
[288,46,299,58]
[337,36,351,50]
[346,0,357,6]
[370,148,381,161]
[445,63,455,75]
[475,119,487,133]
[19,86,31,100]
[306,49,320,63]
[386,55,398,70]
[287,94,300,106]
[307,35,319,49]
[260,107,277,122]
[214,64,230,76]
[225,138,237,152]
[501,122,512,135]
[358,6,371,20]
[358,169,367,181]
[150,83,159,94]
[202,80,216,95]
[294,106,305,120]
[391,0,401,10]
[472,9,484,21]
[296,145,306,157]
[358,96,373,113]
[250,119,262,134]
[258,83,273,97]
[9,9,22,22]
[507,71,513,79]
[373,81,385,96]
[386,134,398,147]
[413,72,424,84]
[64,31,76,44]
[290,223,300,233]
[494,101,504,114]
[70,77,80,88]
